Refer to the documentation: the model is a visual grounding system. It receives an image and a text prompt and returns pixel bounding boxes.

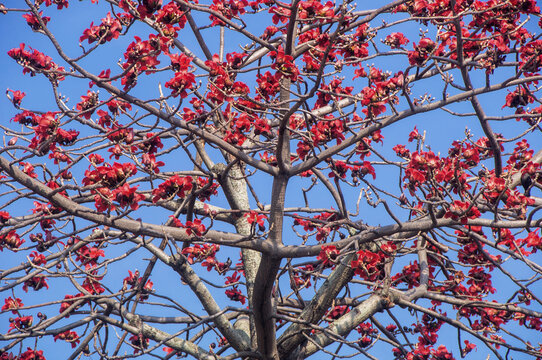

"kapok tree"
[1,0,542,359]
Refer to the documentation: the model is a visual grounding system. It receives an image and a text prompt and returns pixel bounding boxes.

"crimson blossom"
[1,1,542,360]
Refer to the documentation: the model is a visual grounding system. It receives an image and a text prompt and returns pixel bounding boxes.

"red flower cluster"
[256,71,281,100]
[82,161,143,212]
[293,212,338,242]
[8,43,65,81]
[453,227,502,283]
[2,297,24,314]
[122,270,154,301]
[0,230,24,251]
[80,12,122,44]
[351,247,392,282]
[82,275,105,295]
[29,251,47,266]
[317,245,339,268]
[122,35,170,90]
[20,111,80,157]
[298,0,335,21]
[6,89,25,108]
[129,334,149,353]
[113,183,146,211]
[36,0,70,9]
[152,175,193,202]
[384,32,409,49]
[23,276,49,292]
[444,200,481,224]
[8,316,33,333]
[225,287,246,305]
[22,12,50,32]
[269,48,300,82]
[83,162,137,188]
[292,264,314,288]
[209,0,249,26]
[315,78,353,109]
[182,243,228,272]
[205,53,251,104]
[245,210,267,232]
[76,90,99,119]
[327,305,349,320]
[403,150,440,194]
[171,217,207,237]
[156,2,187,29]
[165,54,195,98]
[54,330,80,348]
[59,293,85,316]
[16,348,45,360]
[357,322,377,348]
[519,39,542,73]
[503,86,534,109]
[408,37,442,66]
[73,239,105,270]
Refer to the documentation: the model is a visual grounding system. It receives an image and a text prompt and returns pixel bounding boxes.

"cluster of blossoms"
[293,211,338,242]
[151,174,219,203]
[80,12,122,44]
[7,43,65,81]
[182,243,229,273]
[122,270,154,301]
[351,245,394,282]
[83,161,145,212]
[225,271,246,304]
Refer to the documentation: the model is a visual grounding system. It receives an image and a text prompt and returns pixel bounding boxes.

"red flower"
[8,43,65,80]
[353,161,376,180]
[225,288,246,304]
[54,330,80,348]
[80,12,122,44]
[165,70,195,98]
[327,305,349,320]
[129,334,149,353]
[8,316,33,332]
[6,89,26,107]
[317,245,340,268]
[157,2,187,27]
[29,251,47,266]
[408,126,421,142]
[0,230,25,251]
[245,210,267,231]
[76,90,99,119]
[503,86,534,108]
[113,183,145,210]
[524,230,542,252]
[122,270,154,300]
[444,200,481,224]
[2,297,24,314]
[269,48,300,82]
[141,153,165,174]
[152,175,193,202]
[384,32,409,48]
[22,12,50,31]
[59,293,84,316]
[351,250,386,281]
[393,144,410,158]
[19,348,45,360]
[82,276,105,295]
[182,243,220,266]
[184,219,206,236]
[74,242,105,268]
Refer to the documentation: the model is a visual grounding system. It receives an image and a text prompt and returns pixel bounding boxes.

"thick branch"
[277,253,356,357]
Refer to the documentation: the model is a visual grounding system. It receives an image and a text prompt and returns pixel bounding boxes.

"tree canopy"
[1,0,542,359]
